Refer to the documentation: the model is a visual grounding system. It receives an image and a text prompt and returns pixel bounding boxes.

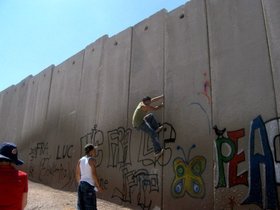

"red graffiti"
[227,129,248,187]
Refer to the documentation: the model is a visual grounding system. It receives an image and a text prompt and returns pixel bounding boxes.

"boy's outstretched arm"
[151,94,164,103]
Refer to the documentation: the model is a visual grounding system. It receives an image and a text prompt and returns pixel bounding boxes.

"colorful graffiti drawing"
[213,125,248,188]
[242,116,279,209]
[171,144,206,199]
[214,116,280,209]
[198,72,211,104]
[265,117,280,183]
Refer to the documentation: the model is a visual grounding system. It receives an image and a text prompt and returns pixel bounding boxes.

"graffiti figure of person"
[76,144,104,210]
[132,94,164,157]
[0,142,28,210]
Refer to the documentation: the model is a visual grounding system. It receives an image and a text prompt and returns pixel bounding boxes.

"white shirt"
[79,156,96,187]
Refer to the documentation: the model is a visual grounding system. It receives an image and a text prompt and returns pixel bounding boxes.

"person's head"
[84,144,97,157]
[142,96,151,105]
[0,142,24,165]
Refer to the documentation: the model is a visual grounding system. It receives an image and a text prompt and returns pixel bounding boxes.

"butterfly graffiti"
[171,144,206,199]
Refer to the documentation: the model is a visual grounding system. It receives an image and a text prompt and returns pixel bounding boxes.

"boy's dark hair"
[84,144,94,155]
[142,96,151,102]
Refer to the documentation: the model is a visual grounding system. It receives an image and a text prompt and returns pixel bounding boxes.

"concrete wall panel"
[0,86,15,140]
[207,0,277,209]
[94,29,132,202]
[128,10,166,209]
[0,76,31,143]
[96,29,132,128]
[207,0,276,127]
[20,66,54,175]
[75,36,107,152]
[1,0,280,209]
[262,0,280,115]
[129,10,166,104]
[164,0,212,209]
[36,51,84,190]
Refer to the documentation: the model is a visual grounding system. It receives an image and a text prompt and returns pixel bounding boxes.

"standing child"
[76,144,104,210]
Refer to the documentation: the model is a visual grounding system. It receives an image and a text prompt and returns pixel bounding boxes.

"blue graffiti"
[242,115,279,209]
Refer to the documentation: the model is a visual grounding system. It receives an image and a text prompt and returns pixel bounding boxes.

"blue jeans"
[77,181,97,210]
[138,113,162,153]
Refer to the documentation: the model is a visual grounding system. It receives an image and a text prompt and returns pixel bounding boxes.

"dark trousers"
[77,181,97,210]
[139,113,162,153]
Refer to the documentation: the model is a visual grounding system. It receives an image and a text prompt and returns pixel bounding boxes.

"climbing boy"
[132,94,164,157]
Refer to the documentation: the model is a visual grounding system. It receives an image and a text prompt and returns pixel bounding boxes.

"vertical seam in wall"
[95,38,106,123]
[79,50,86,92]
[45,65,55,120]
[204,0,214,130]
[126,27,133,129]
[162,12,166,122]
[75,50,86,120]
[204,0,215,209]
[161,11,167,210]
[73,50,86,136]
[260,0,279,122]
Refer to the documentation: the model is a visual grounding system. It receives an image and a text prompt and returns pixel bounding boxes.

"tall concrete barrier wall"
[20,66,54,179]
[262,0,280,115]
[0,0,280,209]
[206,0,278,209]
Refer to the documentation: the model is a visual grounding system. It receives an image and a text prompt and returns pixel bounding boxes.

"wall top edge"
[54,49,85,69]
[85,35,109,49]
[1,2,187,93]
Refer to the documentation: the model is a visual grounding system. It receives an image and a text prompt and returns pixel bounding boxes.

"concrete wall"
[206,0,278,209]
[0,0,279,209]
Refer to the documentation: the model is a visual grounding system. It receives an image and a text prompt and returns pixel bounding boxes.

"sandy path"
[25,181,131,210]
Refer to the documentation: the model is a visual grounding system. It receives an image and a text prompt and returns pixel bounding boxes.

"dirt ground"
[26,181,132,210]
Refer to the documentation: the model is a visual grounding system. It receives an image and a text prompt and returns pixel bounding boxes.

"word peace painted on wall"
[214,116,280,209]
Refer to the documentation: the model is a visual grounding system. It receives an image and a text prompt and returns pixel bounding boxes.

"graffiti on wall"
[107,127,132,168]
[198,72,211,104]
[104,122,176,210]
[29,142,49,177]
[29,142,75,188]
[213,125,248,188]
[79,122,212,209]
[56,144,73,159]
[80,124,104,167]
[171,144,206,199]
[214,115,280,210]
[79,124,166,209]
[137,122,176,167]
[112,167,159,210]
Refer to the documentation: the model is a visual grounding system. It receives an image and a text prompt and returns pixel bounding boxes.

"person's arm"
[89,158,103,192]
[22,192,27,209]
[75,160,81,184]
[151,95,164,103]
[144,103,164,111]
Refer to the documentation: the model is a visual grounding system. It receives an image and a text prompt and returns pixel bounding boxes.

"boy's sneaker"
[154,149,164,158]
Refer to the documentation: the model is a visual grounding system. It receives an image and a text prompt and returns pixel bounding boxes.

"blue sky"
[0,0,188,92]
